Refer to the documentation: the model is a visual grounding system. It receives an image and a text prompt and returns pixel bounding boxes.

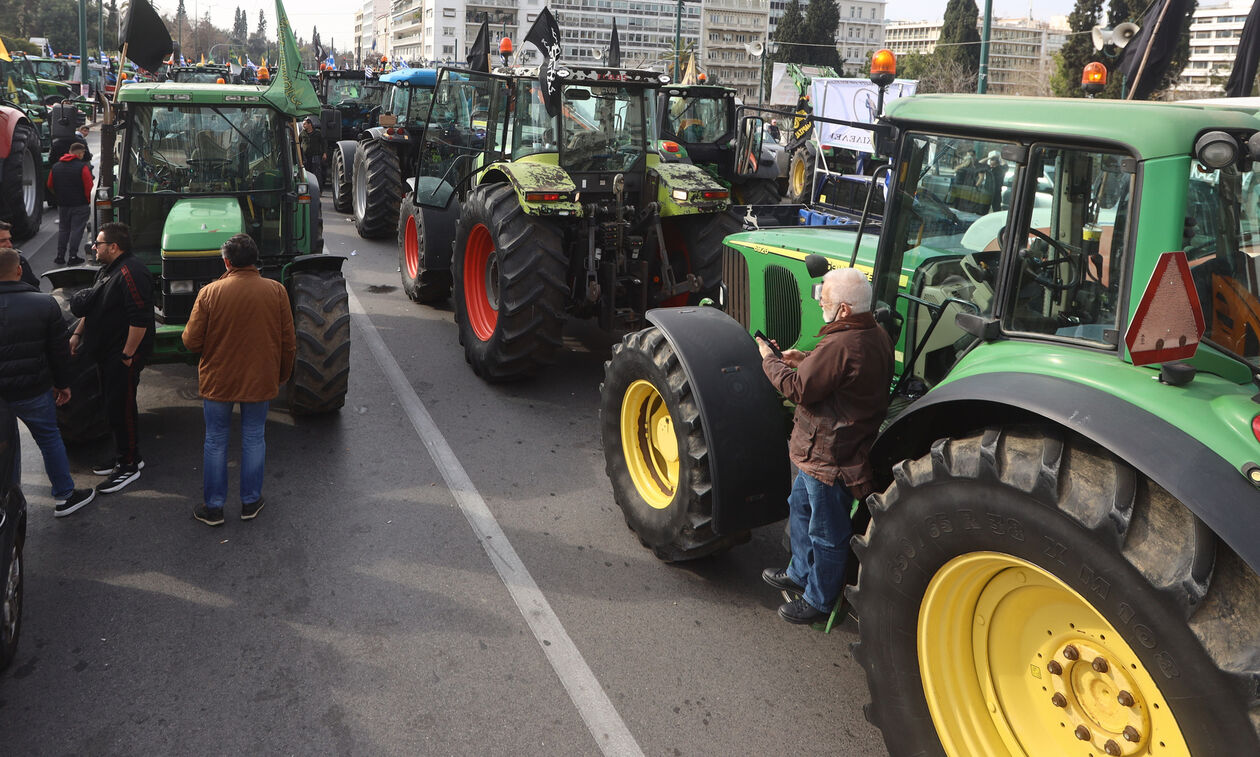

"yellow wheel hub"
[790,156,806,197]
[620,380,679,510]
[918,552,1189,757]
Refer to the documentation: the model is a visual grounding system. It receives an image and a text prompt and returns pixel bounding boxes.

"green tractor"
[657,84,781,205]
[600,94,1260,754]
[398,65,739,380]
[49,78,348,440]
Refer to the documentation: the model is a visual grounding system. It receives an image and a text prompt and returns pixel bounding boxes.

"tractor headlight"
[671,189,688,202]
[169,280,195,294]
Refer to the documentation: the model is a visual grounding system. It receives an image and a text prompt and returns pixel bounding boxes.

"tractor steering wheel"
[1021,228,1082,293]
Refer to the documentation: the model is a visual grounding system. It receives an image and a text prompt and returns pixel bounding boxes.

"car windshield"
[1187,162,1260,368]
[559,84,652,173]
[665,95,726,143]
[123,105,285,194]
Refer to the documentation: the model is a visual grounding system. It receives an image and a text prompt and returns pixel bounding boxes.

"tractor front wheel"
[287,271,351,414]
[352,139,402,239]
[1,122,43,241]
[398,197,452,304]
[452,184,566,381]
[331,142,356,213]
[787,144,817,204]
[850,428,1260,757]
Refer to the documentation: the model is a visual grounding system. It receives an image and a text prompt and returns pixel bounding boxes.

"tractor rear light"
[1252,415,1260,445]
[671,189,688,202]
[660,140,681,153]
[702,190,729,200]
[525,191,568,202]
[297,182,311,204]
[1124,251,1205,366]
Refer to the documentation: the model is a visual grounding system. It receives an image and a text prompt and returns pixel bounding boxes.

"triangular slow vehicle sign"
[1124,250,1206,366]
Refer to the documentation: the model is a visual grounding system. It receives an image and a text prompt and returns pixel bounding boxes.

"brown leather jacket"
[181,267,296,402]
[761,312,894,498]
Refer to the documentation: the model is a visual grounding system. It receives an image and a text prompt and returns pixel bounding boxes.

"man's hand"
[54,387,71,406]
[781,349,807,369]
[757,338,778,360]
[69,333,80,356]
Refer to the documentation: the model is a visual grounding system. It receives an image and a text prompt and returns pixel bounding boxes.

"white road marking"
[347,288,645,757]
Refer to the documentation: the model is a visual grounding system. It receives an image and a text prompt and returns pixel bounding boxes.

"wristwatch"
[122,352,134,360]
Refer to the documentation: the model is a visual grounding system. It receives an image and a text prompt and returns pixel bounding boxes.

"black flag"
[1117,0,1192,100]
[1226,2,1260,97]
[524,7,563,118]
[608,20,621,68]
[468,20,490,73]
[118,0,174,73]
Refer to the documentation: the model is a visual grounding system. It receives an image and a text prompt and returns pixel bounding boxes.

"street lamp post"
[977,0,993,93]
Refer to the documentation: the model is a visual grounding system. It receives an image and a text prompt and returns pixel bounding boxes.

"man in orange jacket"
[181,234,296,525]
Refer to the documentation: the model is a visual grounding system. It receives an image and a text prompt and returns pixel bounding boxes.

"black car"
[0,399,27,671]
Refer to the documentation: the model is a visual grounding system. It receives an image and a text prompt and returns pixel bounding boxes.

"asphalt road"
[0,193,888,755]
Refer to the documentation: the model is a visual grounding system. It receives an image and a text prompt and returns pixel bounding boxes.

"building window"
[443,8,455,17]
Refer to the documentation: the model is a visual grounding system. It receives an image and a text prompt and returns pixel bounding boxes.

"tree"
[230,8,249,51]
[938,0,980,78]
[899,51,976,93]
[1051,0,1103,97]
[801,0,841,69]
[772,0,807,66]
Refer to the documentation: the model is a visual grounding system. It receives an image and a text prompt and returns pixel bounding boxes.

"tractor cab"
[318,69,385,140]
[658,85,734,165]
[378,67,438,129]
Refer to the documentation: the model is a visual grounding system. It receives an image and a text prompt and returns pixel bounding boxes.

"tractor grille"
[722,244,750,329]
[764,264,802,348]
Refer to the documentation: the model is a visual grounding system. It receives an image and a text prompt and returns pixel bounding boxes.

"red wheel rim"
[464,223,499,342]
[404,215,419,280]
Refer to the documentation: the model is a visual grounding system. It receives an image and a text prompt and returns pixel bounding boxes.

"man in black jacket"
[0,221,40,289]
[0,249,96,516]
[45,142,93,266]
[70,223,154,494]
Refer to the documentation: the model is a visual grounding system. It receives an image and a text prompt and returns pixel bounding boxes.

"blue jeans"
[9,390,74,500]
[784,470,854,614]
[202,399,269,510]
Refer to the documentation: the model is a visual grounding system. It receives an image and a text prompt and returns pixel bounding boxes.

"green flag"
[263,0,321,117]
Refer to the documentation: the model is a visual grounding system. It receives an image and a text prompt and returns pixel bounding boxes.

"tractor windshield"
[559,84,653,173]
[30,59,72,81]
[123,105,285,195]
[1186,162,1260,368]
[389,85,435,125]
[665,95,727,143]
[327,78,376,106]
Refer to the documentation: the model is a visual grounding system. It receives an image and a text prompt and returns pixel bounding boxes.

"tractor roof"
[117,81,273,105]
[321,69,367,80]
[661,84,734,98]
[490,65,669,87]
[883,94,1260,161]
[380,68,438,87]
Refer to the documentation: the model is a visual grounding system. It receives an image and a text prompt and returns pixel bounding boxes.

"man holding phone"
[756,267,894,623]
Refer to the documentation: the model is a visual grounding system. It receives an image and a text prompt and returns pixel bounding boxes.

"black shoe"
[54,256,65,265]
[96,465,140,494]
[241,497,265,521]
[93,459,145,476]
[67,256,84,265]
[193,504,225,526]
[54,488,96,518]
[762,567,805,595]
[778,596,829,625]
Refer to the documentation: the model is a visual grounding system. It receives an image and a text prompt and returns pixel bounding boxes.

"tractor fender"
[282,254,345,286]
[646,306,792,535]
[481,163,582,216]
[361,126,407,144]
[332,139,358,165]
[871,372,1260,574]
[652,162,731,217]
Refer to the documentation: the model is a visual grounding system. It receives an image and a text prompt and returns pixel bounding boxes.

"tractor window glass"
[326,78,363,104]
[664,95,727,143]
[877,133,1017,386]
[511,79,555,160]
[416,72,491,192]
[559,84,649,173]
[1004,146,1130,347]
[122,105,284,195]
[1191,161,1260,367]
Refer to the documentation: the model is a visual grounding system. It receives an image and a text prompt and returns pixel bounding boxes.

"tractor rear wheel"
[398,198,452,304]
[850,428,1260,757]
[331,143,355,214]
[287,270,351,414]
[735,177,780,206]
[1,122,43,241]
[352,139,402,239]
[787,144,817,204]
[664,211,738,305]
[452,184,566,381]
[600,326,740,561]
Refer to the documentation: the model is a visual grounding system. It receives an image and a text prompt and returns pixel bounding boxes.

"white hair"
[822,267,873,314]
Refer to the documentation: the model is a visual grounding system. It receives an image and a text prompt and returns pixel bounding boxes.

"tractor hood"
[161,197,245,254]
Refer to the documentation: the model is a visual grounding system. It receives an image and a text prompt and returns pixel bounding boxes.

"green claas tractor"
[330,67,436,238]
[657,83,781,205]
[49,78,348,440]
[398,65,739,380]
[600,93,1260,754]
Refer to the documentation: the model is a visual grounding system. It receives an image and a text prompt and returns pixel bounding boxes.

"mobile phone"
[754,330,782,358]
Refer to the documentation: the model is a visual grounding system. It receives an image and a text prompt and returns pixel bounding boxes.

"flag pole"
[108,42,129,121]
[1126,0,1173,100]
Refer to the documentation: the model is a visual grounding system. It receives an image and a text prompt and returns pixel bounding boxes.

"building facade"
[884,16,1067,94]
[1179,1,1250,96]
[701,0,769,101]
[550,0,701,71]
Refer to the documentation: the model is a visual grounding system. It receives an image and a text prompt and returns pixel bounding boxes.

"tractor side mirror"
[734,116,764,177]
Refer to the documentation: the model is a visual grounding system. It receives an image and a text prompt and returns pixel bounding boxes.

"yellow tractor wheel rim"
[620,380,679,510]
[919,552,1190,757]
[790,155,806,197]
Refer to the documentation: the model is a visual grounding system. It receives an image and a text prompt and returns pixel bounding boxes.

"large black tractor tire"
[352,138,402,239]
[665,211,740,304]
[398,196,452,304]
[1,122,44,241]
[0,525,23,672]
[287,271,351,414]
[600,326,743,561]
[787,143,817,205]
[452,183,566,382]
[850,428,1260,757]
[330,141,356,214]
[735,177,780,206]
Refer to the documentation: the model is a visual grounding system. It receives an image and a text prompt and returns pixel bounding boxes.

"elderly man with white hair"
[757,266,894,624]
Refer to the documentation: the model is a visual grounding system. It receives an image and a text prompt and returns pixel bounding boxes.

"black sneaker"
[93,459,145,476]
[54,488,97,518]
[193,504,225,526]
[96,466,140,494]
[240,497,265,521]
[761,567,805,595]
[67,256,84,265]
[778,596,829,625]
[54,256,65,265]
